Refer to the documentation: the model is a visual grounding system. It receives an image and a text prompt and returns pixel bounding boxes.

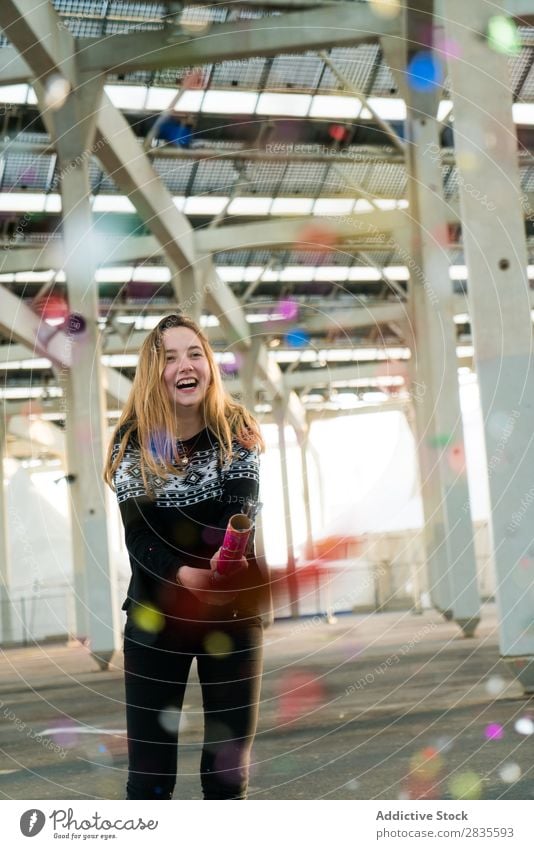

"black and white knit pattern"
[113,440,259,508]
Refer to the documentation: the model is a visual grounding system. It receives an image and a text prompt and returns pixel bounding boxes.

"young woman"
[103,313,270,800]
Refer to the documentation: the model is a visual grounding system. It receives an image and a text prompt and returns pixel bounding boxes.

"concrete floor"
[0,603,533,800]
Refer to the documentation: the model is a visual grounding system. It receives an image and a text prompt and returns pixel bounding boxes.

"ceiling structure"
[0,0,533,457]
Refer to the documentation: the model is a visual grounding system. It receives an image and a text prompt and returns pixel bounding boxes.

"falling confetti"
[277,670,325,723]
[499,762,521,784]
[131,602,165,634]
[448,442,466,475]
[204,631,233,658]
[433,736,454,754]
[158,706,182,735]
[44,74,71,111]
[66,313,87,336]
[328,124,349,143]
[434,32,462,61]
[44,74,71,110]
[182,68,207,88]
[48,719,80,749]
[82,737,114,769]
[34,294,69,323]
[485,676,507,697]
[407,52,444,93]
[484,723,504,741]
[514,717,534,736]
[410,746,443,780]
[285,329,310,348]
[278,298,299,322]
[448,771,483,800]
[487,16,521,56]
[429,433,453,449]
[293,223,338,253]
[369,0,401,18]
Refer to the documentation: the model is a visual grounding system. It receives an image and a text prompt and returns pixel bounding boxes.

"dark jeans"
[123,616,263,800]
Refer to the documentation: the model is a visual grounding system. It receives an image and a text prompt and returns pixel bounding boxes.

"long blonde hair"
[103,313,264,492]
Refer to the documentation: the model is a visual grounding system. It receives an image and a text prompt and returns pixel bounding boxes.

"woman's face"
[161,326,211,412]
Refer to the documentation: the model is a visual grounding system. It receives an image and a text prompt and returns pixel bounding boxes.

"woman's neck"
[174,409,205,441]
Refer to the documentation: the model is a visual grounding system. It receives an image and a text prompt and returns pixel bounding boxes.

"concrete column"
[0,412,13,644]
[445,0,534,689]
[296,431,314,561]
[405,109,480,635]
[272,399,299,618]
[381,0,480,634]
[36,74,120,668]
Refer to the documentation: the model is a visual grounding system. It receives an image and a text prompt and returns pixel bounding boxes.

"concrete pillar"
[36,74,120,669]
[405,108,480,635]
[296,431,315,560]
[445,0,534,689]
[272,399,299,618]
[0,412,13,644]
[381,0,480,634]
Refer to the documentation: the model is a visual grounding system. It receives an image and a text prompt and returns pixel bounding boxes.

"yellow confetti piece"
[204,631,233,658]
[448,771,483,800]
[131,602,165,634]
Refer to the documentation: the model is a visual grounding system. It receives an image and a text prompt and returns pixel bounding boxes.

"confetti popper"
[215,500,261,577]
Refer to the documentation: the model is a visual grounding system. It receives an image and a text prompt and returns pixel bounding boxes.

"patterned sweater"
[112,424,269,626]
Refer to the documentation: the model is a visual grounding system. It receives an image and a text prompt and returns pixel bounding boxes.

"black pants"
[123,617,263,800]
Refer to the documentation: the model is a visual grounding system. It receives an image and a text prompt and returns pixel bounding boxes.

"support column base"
[455,617,480,638]
[90,650,115,671]
[503,656,534,695]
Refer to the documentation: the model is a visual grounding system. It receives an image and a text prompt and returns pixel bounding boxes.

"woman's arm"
[119,497,185,585]
[219,444,274,622]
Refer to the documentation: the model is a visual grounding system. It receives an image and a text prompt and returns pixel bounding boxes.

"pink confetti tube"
[216,513,253,576]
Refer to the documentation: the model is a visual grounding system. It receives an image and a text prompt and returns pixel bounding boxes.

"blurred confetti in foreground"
[406,52,444,93]
[499,762,521,784]
[204,631,233,658]
[484,723,504,741]
[277,670,325,723]
[131,602,165,634]
[514,716,534,736]
[44,74,71,110]
[158,706,187,736]
[485,675,507,697]
[448,771,483,800]
[369,0,401,18]
[403,746,444,799]
[487,16,521,56]
[293,223,339,253]
[277,298,299,322]
[285,329,310,348]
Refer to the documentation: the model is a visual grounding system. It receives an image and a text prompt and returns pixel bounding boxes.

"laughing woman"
[103,314,271,800]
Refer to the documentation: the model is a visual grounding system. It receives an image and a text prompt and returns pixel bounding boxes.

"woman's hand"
[209,548,248,581]
[176,564,237,606]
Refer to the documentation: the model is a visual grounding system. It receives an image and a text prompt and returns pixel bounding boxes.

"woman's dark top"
[112,424,268,626]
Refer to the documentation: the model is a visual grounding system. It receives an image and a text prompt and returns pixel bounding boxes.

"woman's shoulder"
[112,421,139,445]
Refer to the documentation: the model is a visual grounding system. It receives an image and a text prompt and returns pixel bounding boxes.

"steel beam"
[194,211,410,254]
[77,5,401,75]
[7,413,65,457]
[0,285,71,369]
[0,45,31,84]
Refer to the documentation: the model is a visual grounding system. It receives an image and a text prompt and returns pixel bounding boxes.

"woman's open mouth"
[175,378,199,394]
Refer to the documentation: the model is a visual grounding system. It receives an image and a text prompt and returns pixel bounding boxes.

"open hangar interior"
[0,0,534,801]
